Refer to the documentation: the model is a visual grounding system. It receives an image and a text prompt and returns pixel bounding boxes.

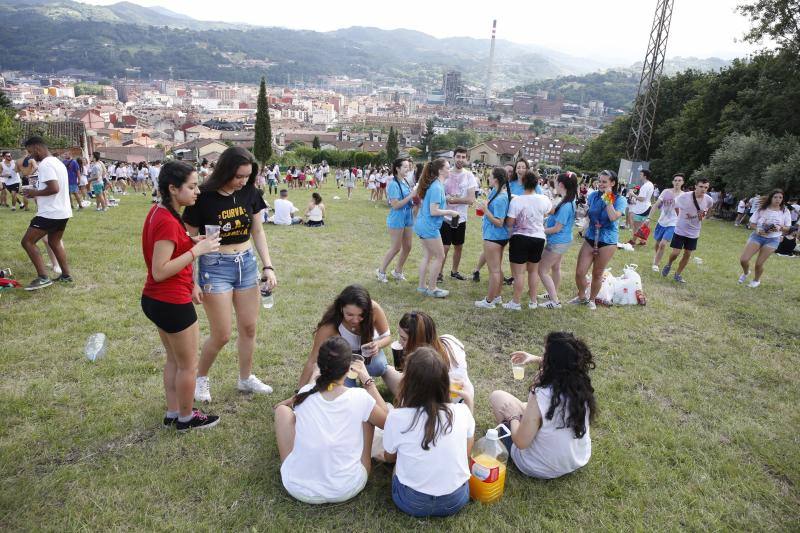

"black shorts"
[6,183,19,193]
[584,236,615,248]
[306,220,325,227]
[670,233,698,251]
[141,294,197,333]
[440,221,466,246]
[29,216,69,234]
[484,238,509,247]
[509,234,545,264]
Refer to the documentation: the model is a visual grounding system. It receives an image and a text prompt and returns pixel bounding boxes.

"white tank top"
[337,323,380,352]
[308,205,323,221]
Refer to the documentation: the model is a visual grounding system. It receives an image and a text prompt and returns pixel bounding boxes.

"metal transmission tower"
[620,0,674,184]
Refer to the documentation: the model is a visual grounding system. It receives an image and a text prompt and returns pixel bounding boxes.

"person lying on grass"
[489,331,596,479]
[275,336,388,504]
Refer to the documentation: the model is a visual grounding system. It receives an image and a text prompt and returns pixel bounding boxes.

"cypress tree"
[253,77,272,165]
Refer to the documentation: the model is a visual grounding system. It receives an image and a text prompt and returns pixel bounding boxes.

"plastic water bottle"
[260,285,274,309]
[469,424,510,504]
[85,333,107,362]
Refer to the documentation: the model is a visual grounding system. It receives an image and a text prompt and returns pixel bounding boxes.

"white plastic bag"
[595,269,616,304]
[621,264,643,291]
[612,277,638,305]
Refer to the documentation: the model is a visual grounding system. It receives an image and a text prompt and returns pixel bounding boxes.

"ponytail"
[417,158,448,201]
[157,160,195,228]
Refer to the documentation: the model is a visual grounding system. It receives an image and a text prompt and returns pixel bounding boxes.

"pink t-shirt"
[674,192,714,239]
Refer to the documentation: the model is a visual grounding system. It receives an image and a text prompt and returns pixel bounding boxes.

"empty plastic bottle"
[260,285,274,309]
[85,333,107,361]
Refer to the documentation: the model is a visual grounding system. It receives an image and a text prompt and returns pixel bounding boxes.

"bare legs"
[574,241,616,301]
[482,241,505,302]
[380,227,413,275]
[418,237,445,291]
[158,323,200,418]
[537,249,563,303]
[199,287,260,380]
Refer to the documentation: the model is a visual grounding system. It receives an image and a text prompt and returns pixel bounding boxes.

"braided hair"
[486,167,511,213]
[293,336,352,407]
[533,331,597,439]
[157,160,196,228]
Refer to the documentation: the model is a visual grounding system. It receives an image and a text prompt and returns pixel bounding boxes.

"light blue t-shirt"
[413,180,446,239]
[482,188,511,241]
[386,178,412,228]
[546,200,576,244]
[584,191,628,245]
[509,179,543,196]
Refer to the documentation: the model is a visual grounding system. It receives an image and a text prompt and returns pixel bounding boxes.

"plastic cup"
[512,364,525,381]
[205,225,221,238]
[449,214,460,228]
[360,343,376,364]
[347,353,365,380]
[476,207,485,217]
[390,341,404,371]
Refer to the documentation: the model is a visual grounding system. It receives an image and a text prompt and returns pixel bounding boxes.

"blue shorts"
[748,233,780,249]
[387,209,413,230]
[198,248,259,294]
[69,184,79,194]
[653,223,675,242]
[391,476,469,518]
[545,241,572,255]
[345,349,389,386]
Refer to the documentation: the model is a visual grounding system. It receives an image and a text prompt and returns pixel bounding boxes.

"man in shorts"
[438,147,478,282]
[20,137,73,290]
[661,178,713,283]
[1,151,22,210]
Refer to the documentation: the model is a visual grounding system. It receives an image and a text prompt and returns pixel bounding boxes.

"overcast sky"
[83,0,763,64]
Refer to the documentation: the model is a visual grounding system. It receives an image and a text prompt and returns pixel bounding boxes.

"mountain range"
[0,0,730,91]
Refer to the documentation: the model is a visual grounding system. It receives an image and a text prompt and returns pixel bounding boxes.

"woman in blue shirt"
[509,159,543,196]
[474,167,512,308]
[413,158,460,298]
[538,172,578,309]
[377,158,414,283]
[569,170,627,310]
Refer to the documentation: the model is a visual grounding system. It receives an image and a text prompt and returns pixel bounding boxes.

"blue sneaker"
[661,265,671,277]
[673,273,686,283]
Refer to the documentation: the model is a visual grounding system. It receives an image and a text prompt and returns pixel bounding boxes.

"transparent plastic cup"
[204,225,221,239]
[347,353,365,380]
[512,364,525,381]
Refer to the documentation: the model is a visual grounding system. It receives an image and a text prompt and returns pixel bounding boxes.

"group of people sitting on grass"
[272,284,595,516]
[265,189,326,226]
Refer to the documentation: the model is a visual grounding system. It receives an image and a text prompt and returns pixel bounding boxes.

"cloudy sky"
[83,0,764,64]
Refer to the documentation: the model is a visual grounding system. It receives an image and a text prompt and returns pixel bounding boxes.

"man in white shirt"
[1,151,22,210]
[440,147,478,281]
[20,136,73,290]
[270,189,301,225]
[629,169,655,241]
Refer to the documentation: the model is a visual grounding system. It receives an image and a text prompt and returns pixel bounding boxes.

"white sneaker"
[375,269,388,283]
[502,301,522,311]
[738,273,748,284]
[567,296,587,305]
[652,264,660,272]
[537,293,550,300]
[391,269,407,281]
[474,298,496,309]
[747,280,761,288]
[195,376,211,402]
[238,374,273,394]
[528,301,538,309]
[586,300,597,310]
[490,295,503,305]
[541,301,562,309]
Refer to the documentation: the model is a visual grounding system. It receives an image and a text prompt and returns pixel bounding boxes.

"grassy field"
[1,181,798,531]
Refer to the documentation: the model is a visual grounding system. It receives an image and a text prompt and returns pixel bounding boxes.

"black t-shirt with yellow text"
[182,185,267,245]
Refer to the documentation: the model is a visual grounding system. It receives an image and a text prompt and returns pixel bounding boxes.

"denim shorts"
[198,248,259,294]
[545,241,572,255]
[345,349,389,387]
[748,233,780,249]
[653,223,675,242]
[391,475,469,518]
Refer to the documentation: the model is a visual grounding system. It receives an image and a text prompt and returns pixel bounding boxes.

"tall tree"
[386,127,399,162]
[312,135,321,150]
[253,77,272,165]
[738,0,800,52]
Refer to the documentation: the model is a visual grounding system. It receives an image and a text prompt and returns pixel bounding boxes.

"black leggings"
[141,295,197,333]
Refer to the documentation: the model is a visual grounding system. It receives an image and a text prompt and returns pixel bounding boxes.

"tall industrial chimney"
[485,20,497,100]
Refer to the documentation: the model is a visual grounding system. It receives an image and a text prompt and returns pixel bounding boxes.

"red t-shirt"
[142,205,194,304]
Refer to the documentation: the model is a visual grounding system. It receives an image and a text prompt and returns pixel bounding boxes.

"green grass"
[1,183,798,531]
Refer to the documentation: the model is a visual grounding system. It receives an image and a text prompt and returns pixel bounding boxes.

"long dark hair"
[417,158,448,201]
[533,332,597,439]
[396,346,454,450]
[486,167,511,212]
[317,285,374,343]
[392,157,408,190]
[201,146,258,192]
[399,311,453,368]
[598,169,619,195]
[758,189,786,211]
[293,336,352,407]
[553,172,578,216]
[158,160,196,227]
[512,158,530,183]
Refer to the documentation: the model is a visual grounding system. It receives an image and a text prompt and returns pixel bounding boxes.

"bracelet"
[262,266,274,271]
[189,249,196,260]
[509,414,523,422]
[363,378,375,388]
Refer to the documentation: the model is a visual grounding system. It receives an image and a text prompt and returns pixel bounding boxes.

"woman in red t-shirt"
[141,160,221,432]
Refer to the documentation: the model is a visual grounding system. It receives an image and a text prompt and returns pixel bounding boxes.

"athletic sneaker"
[237,374,273,394]
[748,280,761,288]
[163,416,177,429]
[738,273,748,284]
[416,287,429,295]
[661,265,671,277]
[450,271,467,281]
[176,409,220,432]
[437,273,444,283]
[502,301,522,311]
[503,277,514,286]
[427,288,449,298]
[472,271,480,282]
[391,270,406,281]
[652,264,660,272]
[673,274,686,283]
[528,301,538,309]
[53,274,74,283]
[586,300,597,310]
[474,298,496,309]
[537,293,550,300]
[194,376,211,403]
[491,296,503,305]
[24,276,53,291]
[566,296,588,305]
[541,301,562,309]
[375,269,388,283]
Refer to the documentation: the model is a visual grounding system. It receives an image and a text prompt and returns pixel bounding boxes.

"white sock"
[178,413,194,423]
[166,410,179,419]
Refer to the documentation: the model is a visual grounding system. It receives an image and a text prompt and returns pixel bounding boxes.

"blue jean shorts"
[391,475,469,518]
[345,349,389,386]
[545,241,572,255]
[748,233,780,249]
[654,223,675,242]
[198,248,259,294]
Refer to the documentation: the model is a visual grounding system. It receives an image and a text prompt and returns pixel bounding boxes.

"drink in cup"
[390,341,404,371]
[449,368,466,400]
[512,364,525,381]
[360,343,377,365]
[449,214,460,229]
[205,225,221,239]
[347,353,365,380]
[476,206,484,217]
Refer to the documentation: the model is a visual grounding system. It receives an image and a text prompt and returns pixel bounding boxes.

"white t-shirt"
[737,200,747,214]
[35,156,72,220]
[749,196,760,214]
[750,208,792,239]
[630,180,654,215]
[656,189,679,227]
[511,386,591,479]
[507,193,552,238]
[674,192,713,239]
[444,169,479,222]
[383,403,475,496]
[281,386,376,503]
[273,198,298,225]
[1,160,20,186]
